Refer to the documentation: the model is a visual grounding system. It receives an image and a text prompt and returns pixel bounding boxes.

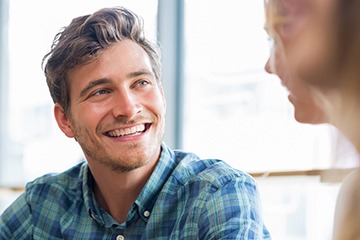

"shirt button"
[116,235,124,240]
[144,210,150,217]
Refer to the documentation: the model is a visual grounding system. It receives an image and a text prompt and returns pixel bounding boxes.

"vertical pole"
[157,0,185,149]
[0,0,10,185]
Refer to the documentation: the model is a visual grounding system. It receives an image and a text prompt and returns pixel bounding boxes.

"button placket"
[116,234,125,240]
[143,210,150,218]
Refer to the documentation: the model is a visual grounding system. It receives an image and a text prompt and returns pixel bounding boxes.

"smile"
[105,124,149,138]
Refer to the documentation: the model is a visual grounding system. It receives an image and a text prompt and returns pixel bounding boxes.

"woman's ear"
[54,103,75,138]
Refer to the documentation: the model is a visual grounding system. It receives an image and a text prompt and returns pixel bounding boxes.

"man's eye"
[94,89,110,96]
[137,80,149,87]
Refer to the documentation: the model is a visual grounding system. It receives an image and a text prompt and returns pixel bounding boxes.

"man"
[0,6,270,239]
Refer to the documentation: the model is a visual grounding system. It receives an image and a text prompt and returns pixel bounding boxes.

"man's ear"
[54,103,75,138]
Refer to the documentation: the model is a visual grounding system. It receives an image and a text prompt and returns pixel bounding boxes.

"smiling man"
[0,6,270,239]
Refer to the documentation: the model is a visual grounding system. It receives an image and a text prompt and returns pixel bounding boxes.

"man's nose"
[111,90,142,119]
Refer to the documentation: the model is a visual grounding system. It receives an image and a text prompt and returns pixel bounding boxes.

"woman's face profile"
[264,0,337,124]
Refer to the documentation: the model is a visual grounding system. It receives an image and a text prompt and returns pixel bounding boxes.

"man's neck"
[90,159,158,224]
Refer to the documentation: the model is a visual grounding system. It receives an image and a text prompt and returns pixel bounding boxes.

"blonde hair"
[264,0,285,36]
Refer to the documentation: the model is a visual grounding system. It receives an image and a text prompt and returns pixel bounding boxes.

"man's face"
[55,40,166,172]
[264,0,337,123]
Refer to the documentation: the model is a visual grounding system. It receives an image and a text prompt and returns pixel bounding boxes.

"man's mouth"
[105,124,149,138]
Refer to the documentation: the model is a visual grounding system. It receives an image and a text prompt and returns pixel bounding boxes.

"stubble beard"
[80,134,163,173]
[73,119,165,173]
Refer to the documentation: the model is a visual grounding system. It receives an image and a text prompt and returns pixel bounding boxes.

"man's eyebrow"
[78,70,155,98]
[127,69,154,78]
[79,78,110,98]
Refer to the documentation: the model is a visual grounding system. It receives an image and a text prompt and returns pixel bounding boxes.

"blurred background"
[0,0,359,239]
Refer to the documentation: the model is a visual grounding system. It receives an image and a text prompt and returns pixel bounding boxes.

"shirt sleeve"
[0,192,33,239]
[198,175,271,240]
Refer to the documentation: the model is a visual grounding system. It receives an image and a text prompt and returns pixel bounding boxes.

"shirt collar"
[134,142,177,222]
[81,142,177,226]
[81,163,107,226]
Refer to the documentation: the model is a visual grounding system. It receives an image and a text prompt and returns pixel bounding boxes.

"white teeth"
[125,128,131,135]
[108,124,146,137]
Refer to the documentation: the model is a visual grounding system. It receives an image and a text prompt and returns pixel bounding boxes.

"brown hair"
[42,6,162,114]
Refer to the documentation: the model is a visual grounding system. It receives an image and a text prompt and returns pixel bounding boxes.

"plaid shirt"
[0,143,271,239]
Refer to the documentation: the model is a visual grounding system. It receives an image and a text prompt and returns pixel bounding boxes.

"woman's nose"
[264,58,273,74]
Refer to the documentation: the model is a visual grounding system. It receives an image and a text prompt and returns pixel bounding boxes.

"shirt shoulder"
[24,161,87,206]
[171,149,256,190]
[0,162,89,239]
[333,169,360,239]
[151,148,269,239]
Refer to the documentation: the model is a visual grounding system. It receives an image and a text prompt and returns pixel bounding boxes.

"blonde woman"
[264,0,360,239]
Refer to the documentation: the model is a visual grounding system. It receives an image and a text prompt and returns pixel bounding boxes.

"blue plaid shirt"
[0,143,271,239]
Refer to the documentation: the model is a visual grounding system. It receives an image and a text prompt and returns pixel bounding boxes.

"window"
[182,0,359,172]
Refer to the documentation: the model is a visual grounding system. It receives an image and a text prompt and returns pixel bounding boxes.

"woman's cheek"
[297,28,329,79]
